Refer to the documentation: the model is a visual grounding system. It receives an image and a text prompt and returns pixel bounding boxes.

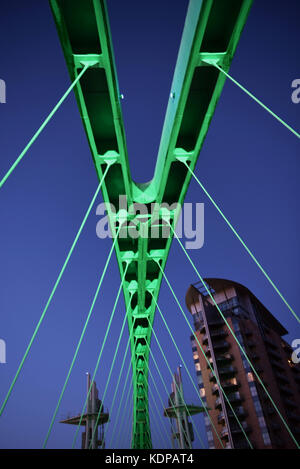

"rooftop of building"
[186,277,288,337]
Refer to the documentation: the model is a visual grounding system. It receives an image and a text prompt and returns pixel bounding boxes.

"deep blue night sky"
[0,0,299,449]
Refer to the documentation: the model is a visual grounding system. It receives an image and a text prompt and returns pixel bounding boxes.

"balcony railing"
[283,397,297,409]
[212,383,219,395]
[264,336,278,350]
[213,341,230,351]
[268,348,282,360]
[215,397,222,409]
[228,406,247,419]
[216,353,233,364]
[227,392,242,404]
[219,366,237,377]
[220,427,229,439]
[274,370,289,383]
[206,358,214,369]
[211,329,227,339]
[218,412,225,424]
[286,411,300,422]
[202,333,208,345]
[270,358,285,371]
[231,422,251,434]
[278,383,293,395]
[222,380,240,392]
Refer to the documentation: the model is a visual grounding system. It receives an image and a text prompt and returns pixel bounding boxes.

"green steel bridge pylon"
[49,0,253,449]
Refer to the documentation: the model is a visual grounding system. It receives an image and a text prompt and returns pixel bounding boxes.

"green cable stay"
[71,263,129,447]
[107,358,133,448]
[0,170,110,418]
[43,230,124,448]
[89,282,134,447]
[97,323,134,449]
[148,338,206,449]
[49,0,255,448]
[163,225,300,449]
[206,61,300,139]
[145,352,186,449]
[147,362,188,449]
[0,0,296,450]
[145,336,206,449]
[0,63,92,189]
[144,336,199,448]
[181,161,300,324]
[99,321,184,449]
[147,379,171,449]
[92,328,185,448]
[152,289,252,448]
[147,379,186,450]
[114,372,134,448]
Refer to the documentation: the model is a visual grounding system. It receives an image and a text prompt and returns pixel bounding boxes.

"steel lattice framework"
[49,0,252,449]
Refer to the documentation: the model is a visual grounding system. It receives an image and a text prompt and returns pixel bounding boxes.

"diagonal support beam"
[49,0,253,448]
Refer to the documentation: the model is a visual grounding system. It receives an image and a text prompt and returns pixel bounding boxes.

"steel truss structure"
[49,0,253,449]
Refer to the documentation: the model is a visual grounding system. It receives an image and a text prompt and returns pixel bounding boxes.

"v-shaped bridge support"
[49,0,252,449]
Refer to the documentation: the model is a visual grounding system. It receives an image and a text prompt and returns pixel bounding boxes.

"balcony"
[294,374,300,383]
[213,340,230,351]
[220,427,229,439]
[268,348,282,361]
[231,422,251,434]
[235,440,252,449]
[211,329,227,339]
[200,323,206,334]
[278,383,293,395]
[249,352,259,361]
[215,397,222,409]
[270,358,285,371]
[222,380,240,393]
[212,383,219,395]
[286,411,300,422]
[216,353,233,364]
[218,412,225,424]
[283,397,297,409]
[206,358,214,369]
[228,406,247,419]
[246,340,255,349]
[270,422,280,431]
[274,370,289,384]
[227,392,242,404]
[209,370,217,382]
[219,366,237,377]
[264,336,278,350]
[202,333,208,345]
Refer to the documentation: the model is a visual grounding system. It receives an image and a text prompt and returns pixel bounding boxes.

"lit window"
[195,363,201,371]
[200,388,206,397]
[193,352,199,360]
[247,372,254,382]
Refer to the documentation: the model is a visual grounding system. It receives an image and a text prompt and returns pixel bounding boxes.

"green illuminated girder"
[49,0,252,449]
